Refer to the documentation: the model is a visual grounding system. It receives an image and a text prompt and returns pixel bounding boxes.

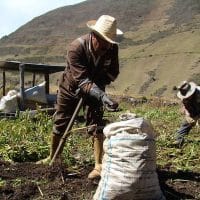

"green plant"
[0,98,199,173]
[0,178,6,187]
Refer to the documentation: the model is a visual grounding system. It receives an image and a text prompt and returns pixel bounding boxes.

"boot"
[36,134,61,164]
[88,134,104,179]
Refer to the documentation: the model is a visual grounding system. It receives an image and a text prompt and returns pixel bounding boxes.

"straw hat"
[177,81,197,100]
[87,15,123,44]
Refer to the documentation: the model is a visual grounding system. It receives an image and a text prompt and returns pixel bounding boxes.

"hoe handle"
[50,97,83,166]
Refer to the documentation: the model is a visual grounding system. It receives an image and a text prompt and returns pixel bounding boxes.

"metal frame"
[0,60,65,115]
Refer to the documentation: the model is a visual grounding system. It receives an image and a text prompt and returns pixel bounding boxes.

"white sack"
[24,82,47,104]
[93,116,165,200]
[0,90,19,113]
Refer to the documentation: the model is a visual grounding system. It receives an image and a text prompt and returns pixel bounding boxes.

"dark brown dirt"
[0,160,199,200]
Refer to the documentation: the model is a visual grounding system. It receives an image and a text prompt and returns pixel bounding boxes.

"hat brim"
[87,20,123,44]
[177,82,197,99]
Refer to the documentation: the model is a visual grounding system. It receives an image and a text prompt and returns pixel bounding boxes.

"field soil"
[0,160,199,200]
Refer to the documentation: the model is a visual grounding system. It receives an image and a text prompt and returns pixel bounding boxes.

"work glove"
[102,94,118,111]
[88,84,118,111]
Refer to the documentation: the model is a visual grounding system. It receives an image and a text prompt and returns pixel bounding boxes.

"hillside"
[0,0,200,98]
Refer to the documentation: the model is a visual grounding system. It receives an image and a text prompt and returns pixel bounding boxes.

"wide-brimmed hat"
[87,15,123,44]
[177,81,197,100]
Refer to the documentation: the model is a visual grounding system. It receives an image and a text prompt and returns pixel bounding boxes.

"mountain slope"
[113,0,200,98]
[0,0,200,99]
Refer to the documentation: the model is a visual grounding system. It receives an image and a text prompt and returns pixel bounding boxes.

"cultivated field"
[0,97,199,199]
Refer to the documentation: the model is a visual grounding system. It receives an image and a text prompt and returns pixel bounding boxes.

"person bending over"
[37,15,123,179]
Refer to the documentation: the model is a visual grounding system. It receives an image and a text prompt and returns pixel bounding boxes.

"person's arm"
[67,38,118,110]
[66,38,92,93]
[88,83,118,110]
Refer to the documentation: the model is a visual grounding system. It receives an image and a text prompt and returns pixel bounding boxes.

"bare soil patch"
[0,160,199,200]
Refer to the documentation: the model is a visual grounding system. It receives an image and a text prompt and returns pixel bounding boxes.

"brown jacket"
[59,33,119,97]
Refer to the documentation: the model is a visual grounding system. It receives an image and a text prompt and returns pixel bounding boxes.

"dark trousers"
[53,91,104,136]
[176,121,193,142]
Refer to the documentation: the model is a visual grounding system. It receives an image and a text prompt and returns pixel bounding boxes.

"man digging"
[37,15,123,179]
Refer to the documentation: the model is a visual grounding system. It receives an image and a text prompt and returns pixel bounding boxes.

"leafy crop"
[0,98,199,173]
